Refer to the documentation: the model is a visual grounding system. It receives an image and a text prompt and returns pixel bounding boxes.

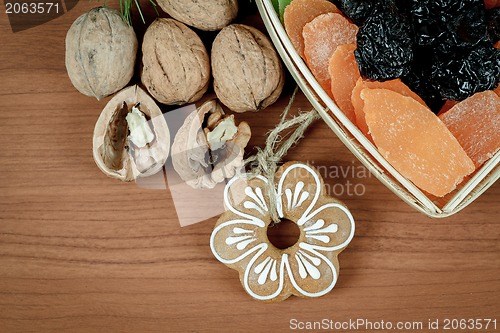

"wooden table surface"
[1,2,499,332]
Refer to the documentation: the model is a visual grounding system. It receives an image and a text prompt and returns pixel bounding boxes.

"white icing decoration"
[285,188,293,209]
[299,250,321,266]
[304,219,325,232]
[306,235,330,243]
[255,187,268,211]
[245,186,268,213]
[297,252,321,279]
[244,201,264,215]
[226,235,252,245]
[307,224,338,235]
[258,259,275,285]
[270,260,278,282]
[293,181,304,207]
[237,238,256,250]
[210,163,356,300]
[233,227,253,234]
[255,257,271,274]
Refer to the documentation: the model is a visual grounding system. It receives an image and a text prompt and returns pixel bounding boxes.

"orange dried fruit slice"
[361,88,475,197]
[351,78,426,137]
[439,91,500,168]
[485,0,500,9]
[437,100,459,116]
[494,85,500,97]
[283,0,339,58]
[328,43,360,123]
[303,13,358,98]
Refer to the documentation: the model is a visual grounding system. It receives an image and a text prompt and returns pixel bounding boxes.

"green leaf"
[278,0,293,22]
[271,0,279,12]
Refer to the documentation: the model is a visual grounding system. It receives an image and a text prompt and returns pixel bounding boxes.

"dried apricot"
[437,100,459,116]
[283,0,339,58]
[351,78,425,137]
[361,88,474,197]
[303,13,358,97]
[328,43,359,123]
[439,91,500,168]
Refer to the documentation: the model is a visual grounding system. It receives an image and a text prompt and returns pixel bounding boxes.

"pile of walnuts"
[65,1,285,184]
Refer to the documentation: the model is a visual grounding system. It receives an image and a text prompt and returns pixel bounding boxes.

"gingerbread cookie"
[210,161,355,302]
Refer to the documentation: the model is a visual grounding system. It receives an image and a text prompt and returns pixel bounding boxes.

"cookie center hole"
[266,219,300,250]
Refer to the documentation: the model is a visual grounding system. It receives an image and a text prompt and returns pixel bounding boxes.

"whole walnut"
[212,24,285,113]
[141,19,210,105]
[156,0,238,31]
[65,7,137,100]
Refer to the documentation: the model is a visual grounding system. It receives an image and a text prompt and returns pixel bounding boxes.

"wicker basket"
[256,0,499,218]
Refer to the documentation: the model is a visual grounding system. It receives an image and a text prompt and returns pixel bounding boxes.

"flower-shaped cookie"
[210,161,355,302]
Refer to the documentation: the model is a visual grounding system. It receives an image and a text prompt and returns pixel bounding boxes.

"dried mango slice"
[485,0,500,9]
[303,13,358,97]
[439,91,500,168]
[361,88,474,197]
[328,43,360,123]
[283,0,339,58]
[351,78,426,137]
[437,100,459,116]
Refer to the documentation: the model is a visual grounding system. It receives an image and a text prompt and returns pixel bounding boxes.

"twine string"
[243,87,321,223]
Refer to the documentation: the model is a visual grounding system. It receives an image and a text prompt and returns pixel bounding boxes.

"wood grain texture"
[0,2,499,332]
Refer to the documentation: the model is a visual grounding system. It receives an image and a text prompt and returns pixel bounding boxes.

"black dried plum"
[331,0,375,25]
[354,4,413,81]
[486,8,500,43]
[402,49,445,113]
[408,0,489,51]
[431,45,500,100]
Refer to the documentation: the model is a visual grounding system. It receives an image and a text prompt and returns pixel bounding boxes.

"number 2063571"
[5,2,60,14]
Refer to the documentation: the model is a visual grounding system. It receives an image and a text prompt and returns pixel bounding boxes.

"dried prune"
[331,0,375,25]
[431,45,500,100]
[486,8,500,43]
[408,0,489,51]
[354,4,413,81]
[402,49,445,113]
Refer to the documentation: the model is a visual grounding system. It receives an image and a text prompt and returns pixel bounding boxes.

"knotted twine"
[243,87,321,223]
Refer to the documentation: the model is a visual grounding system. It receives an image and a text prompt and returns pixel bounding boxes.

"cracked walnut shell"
[93,85,170,182]
[156,0,238,31]
[171,100,251,189]
[65,7,138,100]
[141,18,210,106]
[212,24,285,113]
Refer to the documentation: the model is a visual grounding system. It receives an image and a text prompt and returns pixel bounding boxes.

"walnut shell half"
[93,85,170,182]
[171,100,251,189]
[65,7,137,100]
[212,24,285,113]
[157,0,238,31]
[141,18,210,106]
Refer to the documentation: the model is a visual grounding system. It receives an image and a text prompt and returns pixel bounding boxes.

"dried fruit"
[303,13,358,97]
[431,45,500,100]
[141,18,210,105]
[283,0,339,58]
[65,7,137,100]
[408,0,489,51]
[351,78,426,137]
[486,7,500,43]
[328,43,360,123]
[331,0,375,25]
[485,0,500,9]
[211,24,284,113]
[171,100,251,189]
[402,49,445,113]
[361,88,474,197]
[156,0,238,31]
[93,85,170,182]
[439,91,500,167]
[354,3,413,81]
